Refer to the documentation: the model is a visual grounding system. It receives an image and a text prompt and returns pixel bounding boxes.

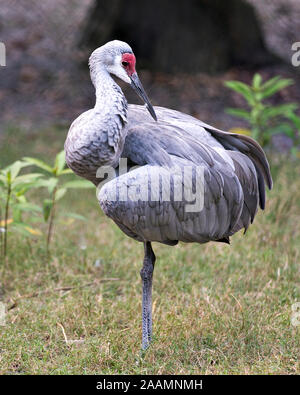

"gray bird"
[65,40,272,350]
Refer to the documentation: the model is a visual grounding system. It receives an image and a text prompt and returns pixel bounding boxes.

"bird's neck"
[91,68,128,167]
[65,68,128,185]
[93,67,127,121]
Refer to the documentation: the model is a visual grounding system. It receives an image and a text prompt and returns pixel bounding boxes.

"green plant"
[225,74,300,149]
[0,161,42,259]
[24,151,94,253]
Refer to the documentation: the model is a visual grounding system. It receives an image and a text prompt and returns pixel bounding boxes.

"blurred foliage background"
[0,0,299,151]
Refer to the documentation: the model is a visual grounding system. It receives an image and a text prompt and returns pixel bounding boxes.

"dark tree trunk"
[79,0,279,74]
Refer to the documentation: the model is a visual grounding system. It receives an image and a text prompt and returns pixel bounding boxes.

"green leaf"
[285,112,300,130]
[11,173,43,188]
[261,104,298,123]
[43,199,53,222]
[8,160,31,181]
[59,168,73,175]
[13,182,42,195]
[224,81,255,106]
[16,195,26,203]
[252,74,262,89]
[35,177,58,194]
[54,151,67,176]
[23,157,54,174]
[62,180,94,189]
[55,188,67,201]
[260,78,294,99]
[6,169,11,184]
[47,178,59,194]
[225,108,251,121]
[261,76,281,90]
[251,107,262,122]
[254,92,263,102]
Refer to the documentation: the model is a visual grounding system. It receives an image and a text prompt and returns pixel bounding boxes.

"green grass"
[0,124,299,374]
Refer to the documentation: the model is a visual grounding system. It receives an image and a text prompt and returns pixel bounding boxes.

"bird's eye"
[122,61,129,67]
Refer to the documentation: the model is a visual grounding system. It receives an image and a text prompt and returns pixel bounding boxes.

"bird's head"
[89,40,157,121]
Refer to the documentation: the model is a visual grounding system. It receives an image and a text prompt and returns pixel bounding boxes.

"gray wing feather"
[99,159,243,245]
[98,104,272,245]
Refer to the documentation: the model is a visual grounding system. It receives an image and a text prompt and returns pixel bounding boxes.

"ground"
[0,124,299,374]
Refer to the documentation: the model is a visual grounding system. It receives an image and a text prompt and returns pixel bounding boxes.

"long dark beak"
[130,72,157,121]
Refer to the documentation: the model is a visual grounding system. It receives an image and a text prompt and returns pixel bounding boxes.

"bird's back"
[99,104,272,245]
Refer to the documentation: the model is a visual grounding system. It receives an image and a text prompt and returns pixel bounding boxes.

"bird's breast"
[64,114,127,184]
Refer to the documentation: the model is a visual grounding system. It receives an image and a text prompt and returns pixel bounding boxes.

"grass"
[0,124,300,374]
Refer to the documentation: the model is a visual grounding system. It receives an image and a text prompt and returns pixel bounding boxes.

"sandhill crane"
[65,40,272,350]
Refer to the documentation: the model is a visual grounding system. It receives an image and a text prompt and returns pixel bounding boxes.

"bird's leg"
[140,241,156,350]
